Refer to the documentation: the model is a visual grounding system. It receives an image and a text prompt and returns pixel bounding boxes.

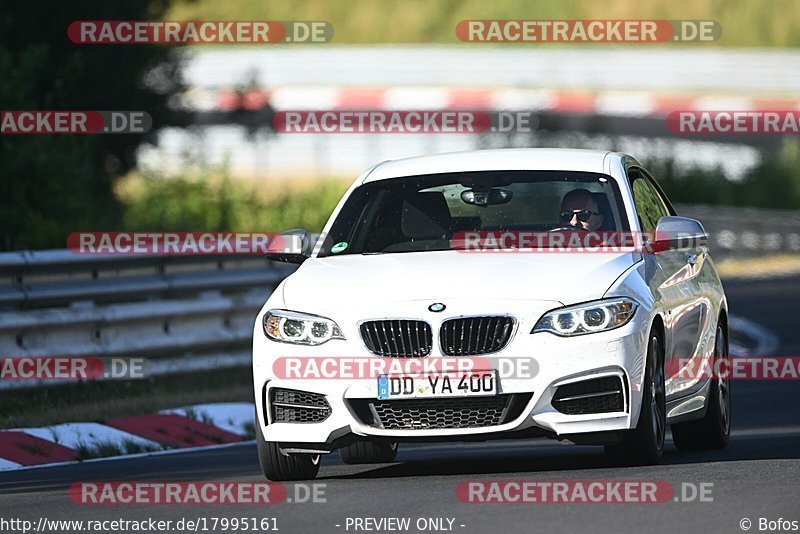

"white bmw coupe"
[253,149,730,480]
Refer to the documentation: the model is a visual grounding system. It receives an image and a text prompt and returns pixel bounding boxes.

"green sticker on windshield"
[331,242,348,254]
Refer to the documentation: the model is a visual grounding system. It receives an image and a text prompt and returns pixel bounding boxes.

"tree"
[0,0,183,249]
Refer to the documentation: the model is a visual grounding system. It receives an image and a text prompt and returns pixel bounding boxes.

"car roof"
[362,148,622,183]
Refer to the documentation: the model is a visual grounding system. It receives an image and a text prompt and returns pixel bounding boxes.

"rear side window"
[630,171,669,232]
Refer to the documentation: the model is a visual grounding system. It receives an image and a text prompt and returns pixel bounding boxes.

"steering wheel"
[549,225,589,232]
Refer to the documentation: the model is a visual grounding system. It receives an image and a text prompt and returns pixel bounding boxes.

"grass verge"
[716,254,800,280]
[75,440,166,461]
[0,366,253,430]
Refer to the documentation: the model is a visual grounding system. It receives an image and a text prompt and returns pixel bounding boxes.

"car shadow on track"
[322,429,800,480]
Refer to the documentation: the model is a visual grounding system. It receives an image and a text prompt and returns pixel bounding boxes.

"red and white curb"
[178,86,800,119]
[0,402,253,471]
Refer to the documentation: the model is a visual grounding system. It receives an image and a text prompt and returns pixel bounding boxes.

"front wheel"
[671,325,731,450]
[256,417,320,481]
[605,329,666,466]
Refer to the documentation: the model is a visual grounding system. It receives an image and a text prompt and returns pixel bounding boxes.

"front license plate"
[377,371,497,400]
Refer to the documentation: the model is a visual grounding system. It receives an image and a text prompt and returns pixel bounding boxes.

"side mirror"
[266,229,311,264]
[650,216,708,252]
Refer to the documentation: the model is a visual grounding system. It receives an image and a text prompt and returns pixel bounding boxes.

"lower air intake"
[552,376,626,415]
[270,388,332,424]
[350,394,531,430]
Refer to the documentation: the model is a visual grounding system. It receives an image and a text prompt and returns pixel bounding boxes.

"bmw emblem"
[428,303,446,312]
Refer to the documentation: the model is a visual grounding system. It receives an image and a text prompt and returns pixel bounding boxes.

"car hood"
[281,250,639,309]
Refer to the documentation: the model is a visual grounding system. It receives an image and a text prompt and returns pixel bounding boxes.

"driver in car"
[560,189,604,231]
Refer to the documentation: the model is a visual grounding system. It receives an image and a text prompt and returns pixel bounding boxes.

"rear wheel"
[339,439,398,464]
[671,325,731,450]
[605,329,666,466]
[256,417,320,481]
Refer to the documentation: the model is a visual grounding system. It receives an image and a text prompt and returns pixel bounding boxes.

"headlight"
[263,309,345,345]
[532,298,637,336]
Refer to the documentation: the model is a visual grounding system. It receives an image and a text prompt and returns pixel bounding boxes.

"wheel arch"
[651,313,666,349]
[718,307,729,345]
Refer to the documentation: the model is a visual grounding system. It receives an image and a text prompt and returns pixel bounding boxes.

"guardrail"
[0,252,294,388]
[676,204,800,260]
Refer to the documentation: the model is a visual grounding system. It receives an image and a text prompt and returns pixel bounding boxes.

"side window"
[645,180,670,222]
[630,171,668,232]
[640,169,675,216]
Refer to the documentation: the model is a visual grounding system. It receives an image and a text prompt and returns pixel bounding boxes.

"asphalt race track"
[1,276,798,534]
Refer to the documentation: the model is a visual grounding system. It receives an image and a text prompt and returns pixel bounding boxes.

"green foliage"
[0,1,181,250]
[119,170,351,233]
[167,0,799,48]
[1,0,797,250]
[653,140,800,209]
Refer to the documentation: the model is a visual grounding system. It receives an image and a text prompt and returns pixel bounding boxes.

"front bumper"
[253,298,649,448]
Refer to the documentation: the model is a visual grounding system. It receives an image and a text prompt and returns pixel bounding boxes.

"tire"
[256,418,320,481]
[339,439,398,465]
[605,329,666,466]
[671,325,731,451]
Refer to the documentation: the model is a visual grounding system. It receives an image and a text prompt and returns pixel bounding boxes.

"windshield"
[317,171,629,257]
